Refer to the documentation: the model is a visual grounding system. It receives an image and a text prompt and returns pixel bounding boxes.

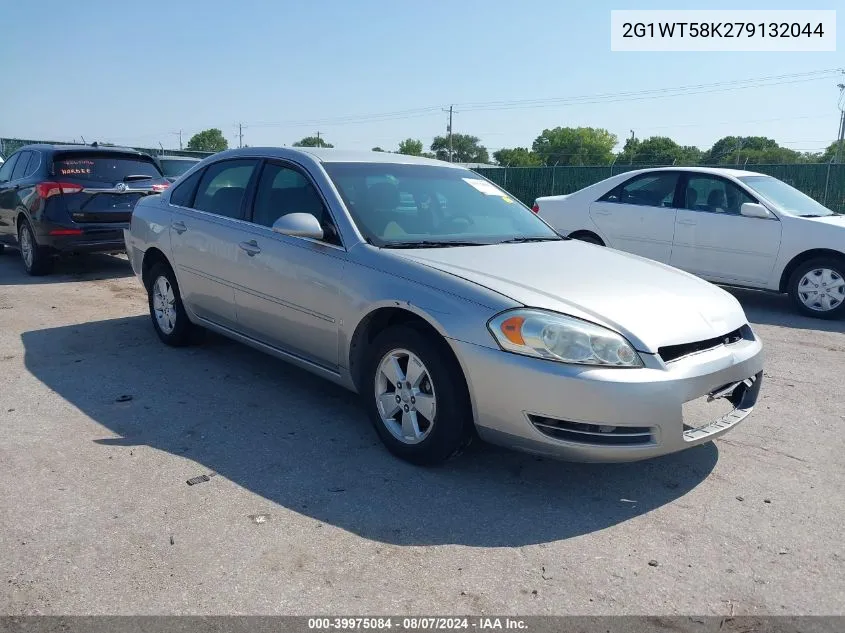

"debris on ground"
[248,513,271,524]
[648,560,659,567]
[115,394,133,403]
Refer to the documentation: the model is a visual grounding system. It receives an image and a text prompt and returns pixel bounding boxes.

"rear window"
[159,159,197,178]
[52,152,162,182]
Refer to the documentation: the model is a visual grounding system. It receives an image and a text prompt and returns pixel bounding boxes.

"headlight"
[487,309,643,367]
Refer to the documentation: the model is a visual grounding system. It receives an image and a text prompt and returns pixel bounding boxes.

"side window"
[251,162,340,245]
[600,172,679,208]
[684,176,754,215]
[192,159,259,219]
[11,152,31,180]
[0,153,19,182]
[169,169,204,207]
[24,151,41,177]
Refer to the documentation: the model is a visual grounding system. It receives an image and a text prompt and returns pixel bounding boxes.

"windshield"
[322,162,559,246]
[159,159,197,178]
[738,175,836,217]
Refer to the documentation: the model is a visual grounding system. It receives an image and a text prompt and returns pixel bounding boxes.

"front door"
[588,170,680,263]
[230,160,346,369]
[670,174,782,285]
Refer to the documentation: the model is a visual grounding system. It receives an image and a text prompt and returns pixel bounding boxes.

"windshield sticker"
[463,178,507,196]
[501,195,514,203]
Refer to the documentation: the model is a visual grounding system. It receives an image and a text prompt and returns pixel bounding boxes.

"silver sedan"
[125,148,763,465]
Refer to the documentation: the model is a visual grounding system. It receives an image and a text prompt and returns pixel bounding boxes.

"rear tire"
[146,262,201,346]
[363,325,473,465]
[788,257,845,319]
[18,219,53,276]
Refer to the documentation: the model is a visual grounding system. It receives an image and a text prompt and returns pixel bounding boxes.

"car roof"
[16,143,151,156]
[157,154,201,160]
[627,166,766,178]
[213,146,462,168]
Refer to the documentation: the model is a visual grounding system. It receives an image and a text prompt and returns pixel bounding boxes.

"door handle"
[593,210,611,216]
[239,240,261,256]
[172,221,187,234]
[677,219,697,226]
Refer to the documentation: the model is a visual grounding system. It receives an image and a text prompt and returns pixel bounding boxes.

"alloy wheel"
[374,348,437,445]
[152,275,177,334]
[19,226,33,269]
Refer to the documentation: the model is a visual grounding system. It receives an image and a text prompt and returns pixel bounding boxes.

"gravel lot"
[0,251,843,615]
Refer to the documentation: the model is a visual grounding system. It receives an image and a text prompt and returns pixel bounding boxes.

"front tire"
[363,325,473,465]
[18,219,53,276]
[788,257,845,319]
[146,262,200,346]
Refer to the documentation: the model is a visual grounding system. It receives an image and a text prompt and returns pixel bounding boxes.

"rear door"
[168,158,261,329]
[51,151,169,226]
[588,171,680,263]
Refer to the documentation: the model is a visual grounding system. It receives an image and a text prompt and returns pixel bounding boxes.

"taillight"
[36,181,83,199]
[151,183,170,192]
[531,202,540,213]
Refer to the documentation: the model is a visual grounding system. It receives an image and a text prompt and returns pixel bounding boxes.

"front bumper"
[452,334,764,462]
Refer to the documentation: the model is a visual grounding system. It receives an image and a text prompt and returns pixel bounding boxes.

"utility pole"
[835,83,845,164]
[443,105,455,162]
[236,123,245,149]
[316,131,321,147]
[172,130,183,150]
[735,138,743,166]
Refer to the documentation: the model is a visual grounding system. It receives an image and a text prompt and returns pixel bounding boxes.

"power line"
[453,69,842,112]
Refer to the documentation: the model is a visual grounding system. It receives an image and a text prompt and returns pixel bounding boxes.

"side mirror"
[740,202,772,219]
[271,212,324,240]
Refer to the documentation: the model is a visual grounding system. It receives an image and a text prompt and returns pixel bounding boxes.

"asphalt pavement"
[0,252,843,615]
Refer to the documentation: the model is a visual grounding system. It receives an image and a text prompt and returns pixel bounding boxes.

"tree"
[397,138,424,156]
[617,136,702,165]
[293,136,334,148]
[492,147,542,167]
[532,127,617,166]
[371,146,385,152]
[430,134,489,163]
[185,128,228,153]
[818,141,842,163]
[704,135,802,165]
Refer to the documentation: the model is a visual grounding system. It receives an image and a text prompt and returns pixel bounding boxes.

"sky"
[1,0,843,156]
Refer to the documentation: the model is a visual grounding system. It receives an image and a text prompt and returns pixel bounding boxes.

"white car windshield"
[323,162,561,247]
[738,175,836,217]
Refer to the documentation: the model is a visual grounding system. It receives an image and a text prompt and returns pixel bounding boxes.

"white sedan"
[535,167,845,319]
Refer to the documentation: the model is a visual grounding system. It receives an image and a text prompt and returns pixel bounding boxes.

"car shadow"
[725,287,845,333]
[0,250,133,285]
[21,316,718,547]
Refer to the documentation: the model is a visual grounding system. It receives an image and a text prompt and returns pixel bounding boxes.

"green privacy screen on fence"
[1,137,843,213]
[474,163,845,214]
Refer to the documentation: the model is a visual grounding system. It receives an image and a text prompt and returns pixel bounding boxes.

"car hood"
[797,214,845,226]
[395,241,748,353]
